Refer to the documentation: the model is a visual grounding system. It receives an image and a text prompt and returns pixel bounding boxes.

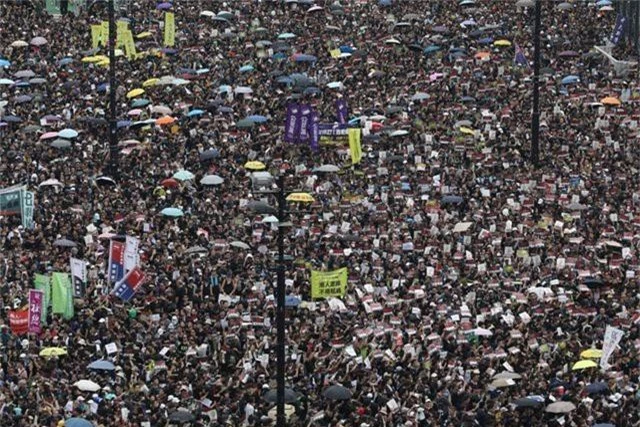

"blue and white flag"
[611,14,627,45]
[514,43,529,68]
[336,99,348,124]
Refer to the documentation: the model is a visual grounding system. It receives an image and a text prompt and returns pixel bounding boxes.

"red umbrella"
[161,178,179,188]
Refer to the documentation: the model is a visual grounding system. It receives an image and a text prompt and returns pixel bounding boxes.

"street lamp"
[531,0,542,167]
[107,0,119,178]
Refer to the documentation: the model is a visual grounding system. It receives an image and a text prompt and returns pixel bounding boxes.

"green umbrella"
[236,119,256,129]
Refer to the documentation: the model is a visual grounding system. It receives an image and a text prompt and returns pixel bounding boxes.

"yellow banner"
[101,21,109,46]
[329,49,341,58]
[164,12,175,47]
[348,128,362,164]
[116,20,129,48]
[310,268,348,299]
[123,30,137,60]
[91,25,103,49]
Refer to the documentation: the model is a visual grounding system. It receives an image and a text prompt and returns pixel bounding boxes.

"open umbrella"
[58,128,78,139]
[236,118,255,129]
[30,36,47,46]
[184,246,208,255]
[601,96,621,106]
[286,192,315,203]
[246,201,277,214]
[161,207,184,217]
[230,241,251,250]
[53,239,77,248]
[246,115,268,123]
[0,78,15,85]
[545,402,576,414]
[313,164,341,173]
[96,176,116,186]
[168,411,195,423]
[39,347,67,357]
[173,170,195,181]
[74,379,101,392]
[199,149,220,161]
[263,388,298,403]
[323,385,352,400]
[156,116,176,125]
[585,382,609,395]
[244,161,266,170]
[572,360,598,371]
[489,378,516,389]
[87,360,116,371]
[493,372,522,380]
[51,139,72,149]
[513,397,544,408]
[580,349,603,359]
[126,88,145,99]
[200,175,224,185]
[65,418,94,427]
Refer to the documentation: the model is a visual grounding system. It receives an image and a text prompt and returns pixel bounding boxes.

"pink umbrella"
[128,109,143,116]
[430,72,444,81]
[39,131,58,140]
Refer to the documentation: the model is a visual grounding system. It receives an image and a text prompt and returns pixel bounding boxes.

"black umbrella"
[246,201,277,214]
[263,388,298,403]
[199,149,220,161]
[322,385,352,401]
[584,277,605,288]
[53,238,77,248]
[585,382,609,395]
[96,176,117,186]
[513,397,544,409]
[441,195,464,205]
[168,411,195,424]
[593,424,615,427]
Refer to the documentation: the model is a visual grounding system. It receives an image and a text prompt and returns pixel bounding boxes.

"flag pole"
[107,0,119,178]
[531,0,541,167]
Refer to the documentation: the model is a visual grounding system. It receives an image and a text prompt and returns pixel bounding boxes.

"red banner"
[9,309,29,335]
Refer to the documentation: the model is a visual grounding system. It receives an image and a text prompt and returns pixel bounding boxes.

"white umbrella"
[313,164,341,173]
[492,372,522,380]
[11,40,28,48]
[74,380,101,392]
[262,215,279,224]
[234,86,253,94]
[230,241,250,250]
[151,105,173,115]
[39,178,63,187]
[200,10,215,17]
[488,378,516,389]
[545,401,576,414]
[200,175,224,185]
[30,36,47,46]
[469,328,493,336]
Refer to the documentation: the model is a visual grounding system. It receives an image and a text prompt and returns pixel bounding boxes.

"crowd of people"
[0,0,639,425]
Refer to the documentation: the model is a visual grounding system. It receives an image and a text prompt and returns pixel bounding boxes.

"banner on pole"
[600,325,624,369]
[284,103,300,143]
[112,266,146,302]
[70,258,88,298]
[28,290,44,334]
[310,268,348,299]
[34,274,50,324]
[51,272,74,320]
[348,128,362,164]
[108,240,125,283]
[164,12,176,47]
[22,191,34,229]
[124,236,140,275]
[0,185,25,216]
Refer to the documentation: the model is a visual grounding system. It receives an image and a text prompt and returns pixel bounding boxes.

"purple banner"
[309,111,319,151]
[28,289,43,334]
[284,103,299,143]
[336,99,348,124]
[611,14,627,46]
[297,104,312,143]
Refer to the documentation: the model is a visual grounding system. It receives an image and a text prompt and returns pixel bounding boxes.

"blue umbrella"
[131,99,150,108]
[0,59,10,68]
[187,109,205,118]
[596,0,612,5]
[239,65,255,72]
[479,37,494,44]
[424,45,441,54]
[97,83,109,92]
[272,52,287,60]
[173,170,195,181]
[87,360,116,371]
[339,45,355,53]
[293,54,318,62]
[218,106,234,113]
[562,75,579,85]
[57,57,73,66]
[276,76,293,85]
[246,115,268,123]
[161,207,184,217]
[285,296,301,307]
[65,418,93,427]
[441,195,464,204]
[117,120,132,128]
[15,81,30,87]
[219,84,232,93]
[379,0,392,6]
[58,128,78,139]
[3,115,22,123]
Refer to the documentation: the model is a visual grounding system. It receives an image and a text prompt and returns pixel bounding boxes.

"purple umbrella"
[559,50,579,57]
[433,25,448,33]
[157,2,172,10]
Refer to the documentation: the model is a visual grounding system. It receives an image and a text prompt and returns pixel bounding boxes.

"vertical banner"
[348,128,362,164]
[28,290,44,334]
[0,185,25,216]
[310,268,348,299]
[112,266,146,302]
[284,103,299,143]
[123,30,137,60]
[611,14,628,45]
[164,12,176,47]
[22,191,34,229]
[124,236,140,274]
[51,273,74,320]
[70,258,87,298]
[91,24,103,49]
[336,99,348,124]
[34,274,50,324]
[600,325,624,369]
[308,110,320,151]
[9,309,29,335]
[45,0,61,15]
[116,20,129,48]
[101,20,110,46]
[298,104,312,142]
[108,240,125,283]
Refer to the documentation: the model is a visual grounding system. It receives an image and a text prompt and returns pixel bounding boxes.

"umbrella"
[142,78,159,87]
[151,105,173,115]
[561,75,580,84]
[200,175,224,185]
[184,246,208,255]
[389,130,409,137]
[494,39,512,47]
[489,378,516,389]
[293,54,318,62]
[559,50,579,57]
[516,0,535,6]
[96,176,116,186]
[30,36,47,46]
[278,32,297,39]
[262,215,279,224]
[173,170,195,181]
[156,116,176,125]
[411,92,430,101]
[585,382,609,395]
[217,11,234,19]
[168,411,195,423]
[58,128,79,139]
[313,164,340,173]
[580,349,603,359]
[323,385,352,401]
[29,77,47,84]
[263,388,298,403]
[493,372,522,380]
[53,238,77,248]
[126,88,145,99]
[244,161,266,170]
[246,201,277,214]
[51,139,71,149]
[0,59,11,67]
[40,132,59,140]
[14,95,32,104]
[513,397,544,408]
[157,2,173,10]
[327,81,343,89]
[39,347,67,357]
[286,192,315,203]
[572,360,598,371]
[87,360,116,371]
[246,114,268,123]
[545,402,576,414]
[230,241,251,250]
[557,2,573,10]
[65,418,94,427]
[161,207,184,217]
[239,65,255,73]
[14,70,35,78]
[75,379,101,392]
[0,78,15,85]
[187,109,205,118]
[161,178,179,188]
[131,99,151,108]
[441,195,464,205]
[601,96,621,106]
[11,40,28,47]
[236,119,256,129]
[199,149,220,161]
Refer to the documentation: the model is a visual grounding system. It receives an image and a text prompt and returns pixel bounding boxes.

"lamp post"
[107,0,119,178]
[275,174,287,427]
[531,0,541,167]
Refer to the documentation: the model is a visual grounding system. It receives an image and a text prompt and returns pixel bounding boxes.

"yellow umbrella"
[601,96,621,106]
[81,55,108,63]
[39,347,68,357]
[580,349,603,359]
[126,88,145,99]
[136,31,153,39]
[143,78,159,87]
[97,59,110,67]
[494,39,512,47]
[244,161,266,171]
[459,126,476,135]
[286,192,315,203]
[572,360,598,371]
